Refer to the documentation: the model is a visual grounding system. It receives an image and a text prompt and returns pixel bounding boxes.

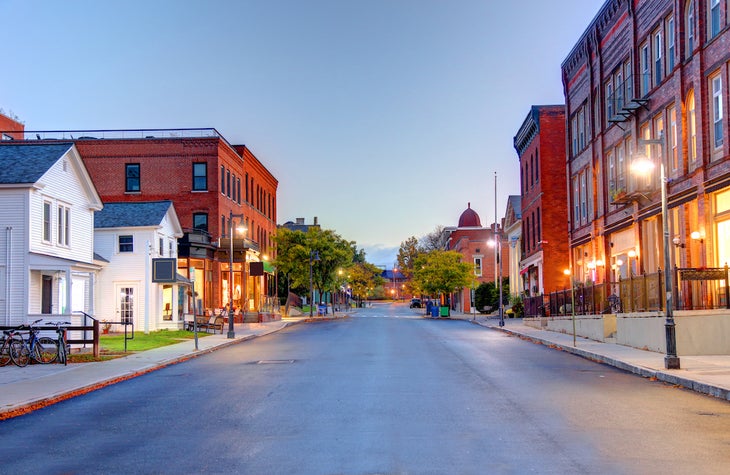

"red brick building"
[562,0,730,308]
[18,129,278,314]
[444,203,508,313]
[0,111,24,140]
[513,105,569,296]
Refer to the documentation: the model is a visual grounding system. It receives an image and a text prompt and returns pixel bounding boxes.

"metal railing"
[526,265,729,317]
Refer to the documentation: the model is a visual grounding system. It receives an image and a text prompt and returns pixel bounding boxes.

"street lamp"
[631,134,680,369]
[309,250,320,317]
[228,212,246,339]
[488,235,504,327]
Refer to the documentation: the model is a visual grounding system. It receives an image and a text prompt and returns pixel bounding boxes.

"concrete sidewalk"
[0,319,304,419]
[454,313,730,402]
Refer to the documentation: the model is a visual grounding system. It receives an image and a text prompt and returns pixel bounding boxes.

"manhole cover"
[256,359,295,364]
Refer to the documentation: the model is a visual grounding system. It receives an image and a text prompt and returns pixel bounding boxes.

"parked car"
[409,298,422,308]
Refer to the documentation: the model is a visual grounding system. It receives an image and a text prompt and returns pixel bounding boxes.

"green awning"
[263,262,275,273]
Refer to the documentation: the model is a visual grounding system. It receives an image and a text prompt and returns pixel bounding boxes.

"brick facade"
[562,0,730,309]
[64,130,279,313]
[513,105,569,295]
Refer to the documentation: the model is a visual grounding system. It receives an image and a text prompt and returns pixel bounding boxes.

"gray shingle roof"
[95,201,173,228]
[0,143,74,184]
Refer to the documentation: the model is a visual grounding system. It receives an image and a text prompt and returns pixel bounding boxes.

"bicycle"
[0,327,26,367]
[11,319,58,367]
[47,321,71,365]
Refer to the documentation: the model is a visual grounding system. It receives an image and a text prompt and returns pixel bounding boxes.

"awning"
[175,273,193,286]
[263,262,275,273]
[519,267,529,276]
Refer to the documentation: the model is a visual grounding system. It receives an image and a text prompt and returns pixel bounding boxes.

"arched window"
[687,89,697,166]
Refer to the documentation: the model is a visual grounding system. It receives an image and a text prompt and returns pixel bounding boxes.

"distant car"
[409,298,422,308]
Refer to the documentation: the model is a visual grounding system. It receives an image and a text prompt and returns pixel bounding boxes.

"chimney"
[314,216,318,226]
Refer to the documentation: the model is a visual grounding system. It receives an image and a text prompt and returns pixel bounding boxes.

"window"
[666,16,675,72]
[571,115,578,154]
[608,150,616,195]
[43,201,51,242]
[237,177,241,204]
[474,257,482,277]
[710,0,721,39]
[669,105,679,172]
[535,150,539,181]
[711,73,724,150]
[168,241,173,257]
[653,30,663,86]
[573,176,580,229]
[119,235,133,253]
[605,81,614,124]
[536,207,541,243]
[615,70,624,111]
[686,1,695,55]
[192,213,208,232]
[192,163,207,191]
[617,145,625,192]
[57,204,70,246]
[578,108,585,149]
[159,237,164,256]
[580,172,587,222]
[640,42,650,96]
[125,164,140,192]
[222,215,227,237]
[687,90,697,165]
[226,169,231,198]
[220,166,225,195]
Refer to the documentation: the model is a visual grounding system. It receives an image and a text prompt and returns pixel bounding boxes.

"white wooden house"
[0,143,104,325]
[94,201,191,332]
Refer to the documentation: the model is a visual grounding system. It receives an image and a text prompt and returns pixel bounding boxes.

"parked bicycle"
[0,326,26,367]
[47,321,71,365]
[11,319,58,367]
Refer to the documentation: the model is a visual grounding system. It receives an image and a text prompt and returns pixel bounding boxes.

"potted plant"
[101,320,112,334]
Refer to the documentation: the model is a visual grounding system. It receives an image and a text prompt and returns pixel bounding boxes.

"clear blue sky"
[0,0,604,267]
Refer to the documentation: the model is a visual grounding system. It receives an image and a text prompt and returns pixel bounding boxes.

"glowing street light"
[228,212,246,339]
[631,134,680,369]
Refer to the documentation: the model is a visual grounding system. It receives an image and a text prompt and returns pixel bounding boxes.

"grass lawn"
[68,330,208,363]
[101,329,208,352]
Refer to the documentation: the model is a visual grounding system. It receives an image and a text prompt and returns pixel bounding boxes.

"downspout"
[5,226,11,325]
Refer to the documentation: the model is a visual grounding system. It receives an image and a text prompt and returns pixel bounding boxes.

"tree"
[397,236,423,296]
[411,250,476,311]
[347,262,385,306]
[419,225,448,252]
[307,227,354,313]
[272,228,308,315]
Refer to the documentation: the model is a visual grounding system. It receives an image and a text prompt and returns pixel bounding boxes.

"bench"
[199,315,225,334]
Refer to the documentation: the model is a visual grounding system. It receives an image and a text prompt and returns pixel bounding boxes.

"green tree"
[411,250,475,312]
[307,227,354,313]
[347,262,385,306]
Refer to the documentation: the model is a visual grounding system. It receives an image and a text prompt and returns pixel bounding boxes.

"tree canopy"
[411,250,476,298]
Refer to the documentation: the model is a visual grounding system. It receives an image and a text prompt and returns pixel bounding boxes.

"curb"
[475,320,730,402]
[0,321,301,420]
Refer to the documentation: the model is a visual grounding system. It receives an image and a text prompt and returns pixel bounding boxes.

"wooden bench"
[198,315,225,334]
[185,315,211,332]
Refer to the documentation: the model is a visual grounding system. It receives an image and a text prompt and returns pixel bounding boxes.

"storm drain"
[256,359,295,365]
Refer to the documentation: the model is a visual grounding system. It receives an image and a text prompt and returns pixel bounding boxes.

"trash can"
[439,306,449,317]
[317,304,326,316]
[426,301,433,315]
[431,304,439,317]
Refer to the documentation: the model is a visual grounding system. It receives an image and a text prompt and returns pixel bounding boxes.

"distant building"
[443,203,507,313]
[503,195,523,298]
[0,111,24,140]
[513,105,569,296]
[280,217,320,233]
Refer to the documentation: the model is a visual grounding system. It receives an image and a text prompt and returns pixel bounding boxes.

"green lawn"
[100,329,208,353]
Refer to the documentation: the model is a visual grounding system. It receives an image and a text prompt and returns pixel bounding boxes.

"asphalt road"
[1,303,728,474]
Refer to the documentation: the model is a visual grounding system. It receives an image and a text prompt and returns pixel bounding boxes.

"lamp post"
[228,212,246,339]
[632,134,680,369]
[309,250,320,317]
[563,268,576,346]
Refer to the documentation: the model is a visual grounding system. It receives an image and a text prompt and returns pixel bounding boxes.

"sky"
[0,0,605,268]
